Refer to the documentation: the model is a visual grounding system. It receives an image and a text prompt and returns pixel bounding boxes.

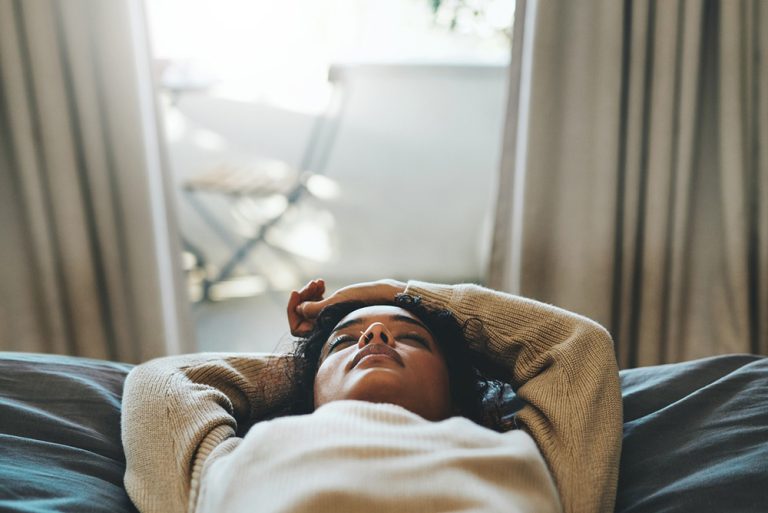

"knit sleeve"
[120,352,295,513]
[403,281,622,513]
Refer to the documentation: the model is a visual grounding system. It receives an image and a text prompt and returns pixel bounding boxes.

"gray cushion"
[0,353,137,513]
[616,354,768,513]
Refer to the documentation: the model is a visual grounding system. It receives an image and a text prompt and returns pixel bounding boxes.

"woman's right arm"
[124,281,324,513]
[121,352,294,513]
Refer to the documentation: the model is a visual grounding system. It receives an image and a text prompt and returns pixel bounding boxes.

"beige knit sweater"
[121,281,622,513]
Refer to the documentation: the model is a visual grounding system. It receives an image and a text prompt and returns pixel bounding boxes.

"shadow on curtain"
[489,0,767,368]
[0,0,192,362]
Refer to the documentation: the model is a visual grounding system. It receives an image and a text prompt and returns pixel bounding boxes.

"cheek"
[313,355,344,407]
[410,353,451,390]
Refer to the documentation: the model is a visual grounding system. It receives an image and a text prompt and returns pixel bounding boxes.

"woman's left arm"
[403,281,622,513]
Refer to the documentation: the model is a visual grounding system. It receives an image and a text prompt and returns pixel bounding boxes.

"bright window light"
[146,0,514,114]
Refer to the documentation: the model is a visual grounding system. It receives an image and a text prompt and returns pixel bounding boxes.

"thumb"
[297,300,325,319]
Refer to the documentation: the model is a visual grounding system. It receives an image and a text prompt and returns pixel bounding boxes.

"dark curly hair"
[289,295,508,431]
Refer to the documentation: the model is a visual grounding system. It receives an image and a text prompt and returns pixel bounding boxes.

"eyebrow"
[330,314,432,335]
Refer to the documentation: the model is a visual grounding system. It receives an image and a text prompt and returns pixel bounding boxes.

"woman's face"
[313,305,453,421]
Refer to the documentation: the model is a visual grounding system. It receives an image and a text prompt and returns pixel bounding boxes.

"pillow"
[615,354,768,513]
[0,352,137,513]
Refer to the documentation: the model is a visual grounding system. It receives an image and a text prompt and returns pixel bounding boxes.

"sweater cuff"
[402,280,456,310]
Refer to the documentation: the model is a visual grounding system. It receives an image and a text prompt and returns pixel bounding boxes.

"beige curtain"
[0,0,193,362]
[489,0,768,368]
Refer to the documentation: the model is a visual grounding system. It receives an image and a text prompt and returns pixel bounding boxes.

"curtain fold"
[490,0,767,367]
[0,0,192,362]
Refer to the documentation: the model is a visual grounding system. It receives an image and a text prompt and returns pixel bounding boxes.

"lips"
[351,343,404,368]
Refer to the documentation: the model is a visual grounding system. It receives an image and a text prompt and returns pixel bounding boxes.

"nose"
[358,322,395,348]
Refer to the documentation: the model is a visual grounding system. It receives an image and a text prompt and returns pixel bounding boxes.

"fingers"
[286,290,301,331]
[297,299,325,320]
[287,278,326,337]
[298,279,325,302]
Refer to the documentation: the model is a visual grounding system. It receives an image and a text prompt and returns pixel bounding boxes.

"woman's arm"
[121,352,294,513]
[123,280,325,513]
[403,281,622,513]
[293,279,622,513]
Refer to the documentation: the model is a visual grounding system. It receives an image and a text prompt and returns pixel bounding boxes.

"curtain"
[0,0,193,363]
[489,0,767,368]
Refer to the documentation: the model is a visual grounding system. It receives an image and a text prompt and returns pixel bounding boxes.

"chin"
[344,372,407,405]
[316,369,451,421]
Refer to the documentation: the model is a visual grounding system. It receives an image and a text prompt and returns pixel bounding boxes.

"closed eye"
[327,336,356,353]
[398,333,431,350]
[326,333,430,354]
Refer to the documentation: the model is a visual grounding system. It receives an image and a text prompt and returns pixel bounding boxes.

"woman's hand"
[287,279,326,337]
[287,278,407,337]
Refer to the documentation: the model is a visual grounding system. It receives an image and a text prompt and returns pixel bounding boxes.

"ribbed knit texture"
[197,400,562,513]
[121,282,622,513]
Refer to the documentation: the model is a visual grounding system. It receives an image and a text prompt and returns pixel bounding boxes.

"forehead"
[332,305,425,331]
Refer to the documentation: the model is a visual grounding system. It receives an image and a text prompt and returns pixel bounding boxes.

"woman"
[121,279,622,513]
